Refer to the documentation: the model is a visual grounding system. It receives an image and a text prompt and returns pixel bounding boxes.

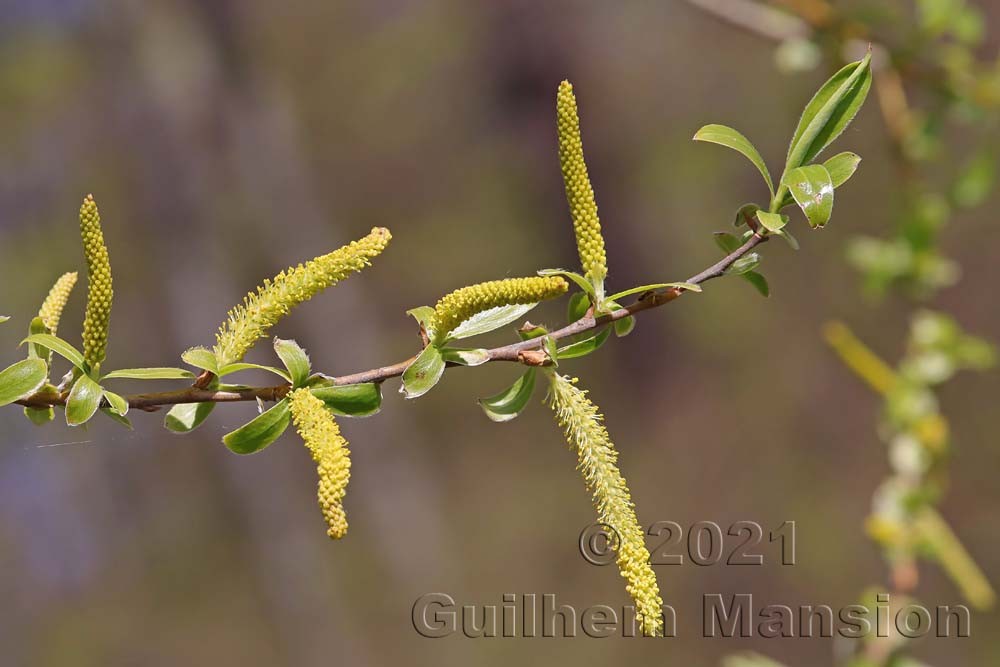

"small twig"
[15,233,767,411]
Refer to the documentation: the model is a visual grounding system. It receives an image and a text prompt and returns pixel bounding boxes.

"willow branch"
[15,233,767,411]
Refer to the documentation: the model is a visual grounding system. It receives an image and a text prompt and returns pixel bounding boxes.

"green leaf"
[100,408,133,430]
[27,317,50,362]
[164,402,216,433]
[447,303,539,341]
[517,322,549,340]
[478,368,537,422]
[102,390,129,417]
[782,164,835,228]
[24,406,54,425]
[756,211,789,233]
[181,347,219,374]
[537,269,596,298]
[733,203,762,228]
[543,336,559,366]
[440,347,490,367]
[0,358,48,407]
[823,151,862,188]
[400,345,446,399]
[566,291,590,323]
[0,316,9,323]
[102,367,195,381]
[217,362,291,382]
[726,253,761,275]
[714,232,743,254]
[273,338,311,387]
[742,271,770,297]
[785,51,872,171]
[615,316,635,338]
[606,282,701,302]
[557,328,612,359]
[22,333,86,371]
[694,124,774,196]
[222,398,291,455]
[310,383,382,418]
[406,306,437,339]
[65,373,103,426]
[775,228,800,250]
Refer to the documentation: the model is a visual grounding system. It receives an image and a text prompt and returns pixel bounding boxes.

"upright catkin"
[289,389,352,539]
[429,276,567,342]
[38,272,78,335]
[557,81,608,289]
[214,227,391,366]
[547,372,664,636]
[80,195,113,369]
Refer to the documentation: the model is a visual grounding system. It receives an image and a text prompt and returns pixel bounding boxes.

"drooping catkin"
[557,81,608,289]
[80,195,113,369]
[547,372,664,636]
[429,276,567,342]
[289,388,351,540]
[38,272,78,335]
[214,227,391,367]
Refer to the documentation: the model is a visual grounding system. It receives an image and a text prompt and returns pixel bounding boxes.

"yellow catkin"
[214,227,391,366]
[429,276,567,342]
[80,195,113,369]
[557,80,608,289]
[38,272,78,335]
[547,373,664,636]
[289,388,352,540]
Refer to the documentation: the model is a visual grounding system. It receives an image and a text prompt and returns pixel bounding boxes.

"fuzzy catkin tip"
[214,227,391,366]
[547,372,664,636]
[289,388,352,540]
[38,272,78,335]
[80,195,113,369]
[430,276,568,342]
[557,80,608,287]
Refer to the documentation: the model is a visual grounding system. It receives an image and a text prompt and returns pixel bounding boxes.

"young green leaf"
[538,269,597,299]
[102,390,129,416]
[742,271,770,297]
[400,345,446,399]
[310,383,382,418]
[714,232,743,254]
[614,316,635,338]
[100,408,133,429]
[217,362,291,382]
[101,367,195,381]
[0,358,48,407]
[785,51,872,172]
[543,336,559,366]
[694,124,774,196]
[22,333,86,372]
[406,306,437,339]
[517,322,549,340]
[164,402,216,433]
[273,338,312,387]
[726,253,762,275]
[782,164,835,228]
[567,291,590,323]
[27,317,50,363]
[66,373,104,426]
[756,211,789,233]
[24,406,55,425]
[222,398,291,454]
[181,347,219,374]
[478,368,537,422]
[823,151,862,187]
[606,282,701,303]
[557,328,612,359]
[447,303,540,340]
[440,347,490,367]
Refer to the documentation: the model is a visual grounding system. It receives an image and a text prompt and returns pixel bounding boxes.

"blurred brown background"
[1,1,997,665]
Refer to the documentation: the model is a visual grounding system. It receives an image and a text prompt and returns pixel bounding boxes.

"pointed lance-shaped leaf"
[222,398,292,454]
[694,124,774,197]
[0,358,48,407]
[478,368,537,422]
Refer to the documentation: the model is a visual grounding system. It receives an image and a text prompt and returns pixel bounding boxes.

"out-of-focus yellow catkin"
[80,195,113,369]
[557,80,608,289]
[214,227,391,366]
[38,272,78,335]
[547,373,664,636]
[289,388,352,540]
[429,276,567,342]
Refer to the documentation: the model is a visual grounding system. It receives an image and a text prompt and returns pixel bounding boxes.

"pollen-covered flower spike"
[214,227,391,367]
[557,80,608,293]
[80,195,113,370]
[430,276,567,342]
[38,272,78,335]
[547,372,664,636]
[289,388,351,539]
